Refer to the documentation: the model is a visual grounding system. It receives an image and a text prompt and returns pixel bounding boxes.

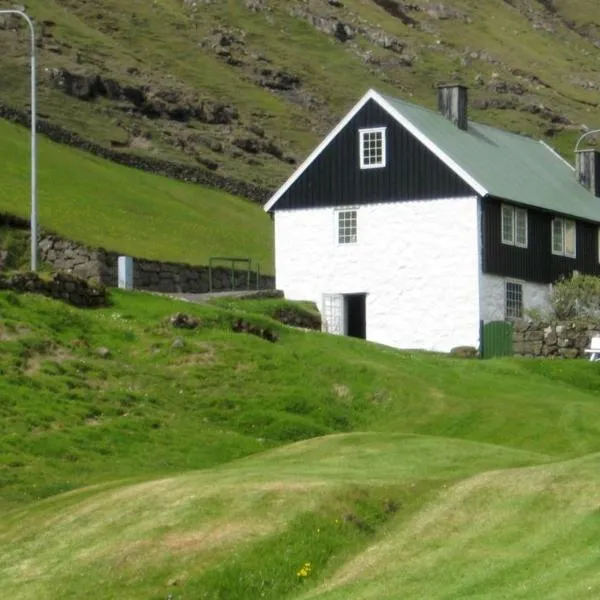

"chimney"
[437,84,468,131]
[576,149,600,198]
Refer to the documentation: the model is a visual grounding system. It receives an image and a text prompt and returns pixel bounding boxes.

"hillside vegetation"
[3,290,600,597]
[1,0,599,191]
[0,119,273,269]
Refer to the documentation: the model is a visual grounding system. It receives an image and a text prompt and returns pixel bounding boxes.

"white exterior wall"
[274,197,480,352]
[479,274,552,322]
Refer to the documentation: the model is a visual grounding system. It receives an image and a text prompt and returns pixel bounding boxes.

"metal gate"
[481,321,513,359]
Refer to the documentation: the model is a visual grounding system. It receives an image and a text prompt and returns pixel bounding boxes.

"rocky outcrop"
[288,3,415,65]
[0,102,273,204]
[272,306,321,330]
[371,0,417,26]
[232,318,279,342]
[49,68,240,126]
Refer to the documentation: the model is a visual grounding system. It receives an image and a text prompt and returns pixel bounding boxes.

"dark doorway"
[344,293,367,339]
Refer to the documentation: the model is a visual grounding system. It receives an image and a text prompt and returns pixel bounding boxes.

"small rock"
[97,347,111,359]
[172,337,185,349]
[450,346,478,358]
[244,0,266,10]
[169,312,201,329]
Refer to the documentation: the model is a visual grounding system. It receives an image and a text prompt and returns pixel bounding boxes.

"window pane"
[505,282,523,319]
[501,206,514,244]
[360,129,385,168]
[552,219,564,253]
[515,209,527,247]
[565,220,576,257]
[338,210,357,244]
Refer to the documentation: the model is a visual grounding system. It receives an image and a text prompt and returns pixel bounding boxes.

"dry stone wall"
[38,235,275,293]
[0,272,108,307]
[513,320,600,358]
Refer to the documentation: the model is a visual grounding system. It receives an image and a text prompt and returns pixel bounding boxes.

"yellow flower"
[297,562,312,578]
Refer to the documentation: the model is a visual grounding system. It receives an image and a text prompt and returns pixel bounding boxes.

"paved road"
[165,289,282,304]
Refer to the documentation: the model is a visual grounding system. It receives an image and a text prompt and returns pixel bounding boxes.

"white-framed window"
[552,218,576,258]
[359,127,386,169]
[337,209,357,244]
[505,280,523,319]
[501,204,528,247]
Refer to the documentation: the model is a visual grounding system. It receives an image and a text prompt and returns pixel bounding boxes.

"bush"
[549,274,600,319]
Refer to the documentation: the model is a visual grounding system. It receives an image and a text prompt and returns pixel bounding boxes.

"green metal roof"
[379,91,600,223]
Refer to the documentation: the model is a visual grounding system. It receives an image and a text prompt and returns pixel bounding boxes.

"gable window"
[338,209,357,244]
[552,218,576,258]
[501,204,528,247]
[359,127,386,169]
[505,281,523,319]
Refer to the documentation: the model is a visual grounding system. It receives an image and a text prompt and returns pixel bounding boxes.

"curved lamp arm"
[0,9,37,271]
[575,129,600,153]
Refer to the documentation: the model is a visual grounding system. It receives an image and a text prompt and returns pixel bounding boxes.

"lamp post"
[575,129,600,153]
[0,9,37,271]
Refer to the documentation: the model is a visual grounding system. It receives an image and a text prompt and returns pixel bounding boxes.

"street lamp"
[0,9,37,271]
[575,129,600,153]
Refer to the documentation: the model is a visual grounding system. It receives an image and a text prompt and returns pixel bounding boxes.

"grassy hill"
[3,289,600,597]
[1,0,599,190]
[0,119,273,270]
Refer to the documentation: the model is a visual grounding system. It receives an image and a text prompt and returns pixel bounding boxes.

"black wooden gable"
[274,99,473,210]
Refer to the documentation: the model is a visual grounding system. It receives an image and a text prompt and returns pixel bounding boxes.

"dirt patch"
[235,362,256,372]
[332,383,351,399]
[429,387,445,400]
[162,520,271,553]
[129,136,153,151]
[24,347,75,376]
[0,323,29,341]
[168,342,217,368]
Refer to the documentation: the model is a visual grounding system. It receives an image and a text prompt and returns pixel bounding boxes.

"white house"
[265,85,600,352]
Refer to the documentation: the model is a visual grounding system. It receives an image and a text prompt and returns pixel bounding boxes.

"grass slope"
[0,119,273,269]
[300,454,600,600]
[0,434,548,600]
[3,290,600,597]
[1,0,599,186]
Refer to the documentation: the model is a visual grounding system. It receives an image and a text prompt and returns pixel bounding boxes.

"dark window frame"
[505,280,523,319]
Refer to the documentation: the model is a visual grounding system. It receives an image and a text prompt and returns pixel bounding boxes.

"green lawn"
[0,119,273,271]
[3,290,600,597]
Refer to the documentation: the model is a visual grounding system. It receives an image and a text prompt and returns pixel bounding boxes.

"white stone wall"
[479,273,552,322]
[274,197,480,352]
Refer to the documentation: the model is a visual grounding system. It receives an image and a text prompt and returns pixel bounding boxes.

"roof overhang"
[264,89,488,212]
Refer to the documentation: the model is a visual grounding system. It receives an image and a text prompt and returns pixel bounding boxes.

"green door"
[481,321,513,359]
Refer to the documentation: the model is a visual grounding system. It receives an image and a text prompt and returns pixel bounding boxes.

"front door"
[344,293,367,339]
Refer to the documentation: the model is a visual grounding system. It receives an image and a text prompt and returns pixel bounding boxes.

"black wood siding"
[275,99,473,210]
[482,197,600,283]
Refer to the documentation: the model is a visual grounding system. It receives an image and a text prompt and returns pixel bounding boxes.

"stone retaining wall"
[38,235,275,293]
[513,320,600,358]
[0,272,108,307]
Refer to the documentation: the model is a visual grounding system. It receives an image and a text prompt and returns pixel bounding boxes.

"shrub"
[549,274,600,319]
